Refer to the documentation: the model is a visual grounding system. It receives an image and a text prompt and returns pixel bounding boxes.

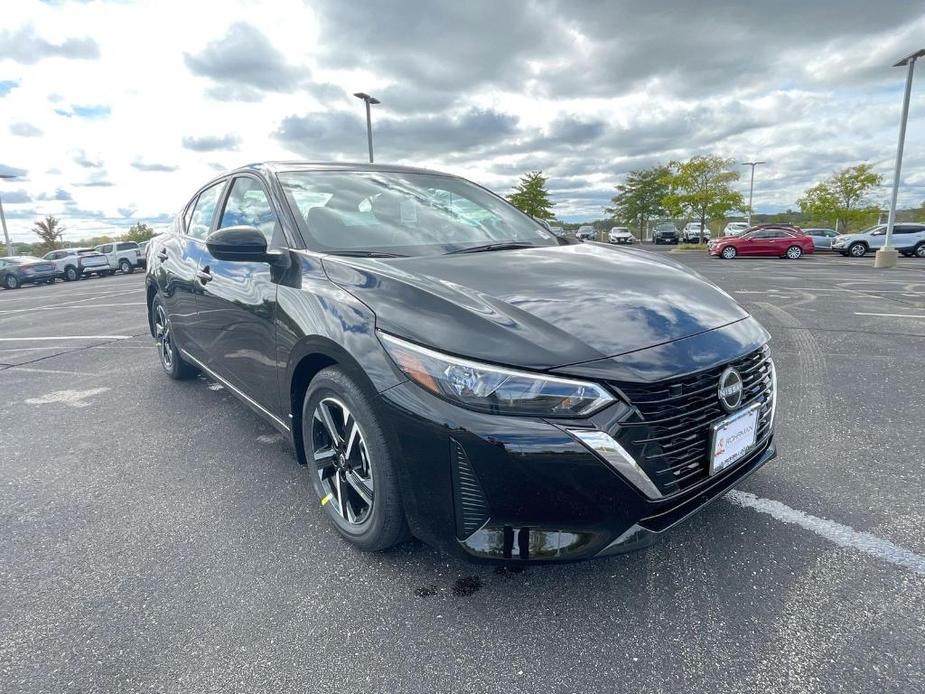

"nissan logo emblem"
[718,367,744,412]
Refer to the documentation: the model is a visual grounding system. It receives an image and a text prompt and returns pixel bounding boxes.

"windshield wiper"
[446,242,539,255]
[327,250,407,258]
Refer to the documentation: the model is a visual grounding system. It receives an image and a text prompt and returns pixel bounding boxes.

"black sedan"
[0,256,60,289]
[146,162,777,563]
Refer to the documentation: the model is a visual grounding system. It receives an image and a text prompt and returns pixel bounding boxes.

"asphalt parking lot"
[1,252,924,694]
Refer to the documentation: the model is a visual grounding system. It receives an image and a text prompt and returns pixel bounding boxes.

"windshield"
[278,170,556,256]
[858,225,883,235]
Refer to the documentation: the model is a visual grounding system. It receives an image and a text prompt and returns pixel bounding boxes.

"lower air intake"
[450,439,490,539]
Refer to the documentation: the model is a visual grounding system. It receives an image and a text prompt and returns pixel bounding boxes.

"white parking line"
[0,302,144,315]
[4,366,99,376]
[727,490,925,576]
[854,312,925,319]
[0,335,134,341]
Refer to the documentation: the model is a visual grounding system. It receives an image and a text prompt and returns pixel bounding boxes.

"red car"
[709,225,814,259]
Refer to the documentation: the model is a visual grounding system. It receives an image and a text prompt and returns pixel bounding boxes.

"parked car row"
[831,223,925,258]
[0,241,146,290]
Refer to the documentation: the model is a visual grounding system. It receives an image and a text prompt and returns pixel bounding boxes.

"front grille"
[612,345,774,496]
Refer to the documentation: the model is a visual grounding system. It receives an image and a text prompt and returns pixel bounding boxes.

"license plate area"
[709,402,760,475]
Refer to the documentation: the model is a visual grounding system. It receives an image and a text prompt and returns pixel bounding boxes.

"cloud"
[0,80,19,97]
[0,24,99,64]
[37,188,73,202]
[71,150,103,168]
[72,104,111,119]
[74,180,115,188]
[0,189,32,204]
[0,164,27,178]
[10,122,43,137]
[182,134,240,151]
[131,160,178,172]
[184,23,304,97]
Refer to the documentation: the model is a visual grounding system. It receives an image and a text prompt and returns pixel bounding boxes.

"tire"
[785,245,802,259]
[119,259,133,274]
[302,366,410,552]
[64,266,79,281]
[98,271,109,278]
[848,243,867,258]
[721,246,737,259]
[151,294,197,380]
[3,274,20,290]
[915,243,925,258]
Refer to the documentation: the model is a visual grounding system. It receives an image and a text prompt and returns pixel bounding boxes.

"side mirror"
[206,226,269,262]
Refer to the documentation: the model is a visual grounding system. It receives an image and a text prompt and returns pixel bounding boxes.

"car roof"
[225,161,453,178]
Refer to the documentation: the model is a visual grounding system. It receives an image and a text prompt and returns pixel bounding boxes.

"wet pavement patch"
[452,576,482,597]
[494,565,526,578]
[413,584,437,598]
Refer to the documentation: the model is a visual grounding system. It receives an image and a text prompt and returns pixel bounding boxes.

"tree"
[507,171,555,220]
[123,222,156,243]
[604,165,670,239]
[31,215,65,255]
[662,156,745,243]
[797,164,882,231]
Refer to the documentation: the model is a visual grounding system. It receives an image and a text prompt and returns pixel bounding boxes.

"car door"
[893,224,925,252]
[157,180,226,361]
[866,226,887,250]
[192,174,285,414]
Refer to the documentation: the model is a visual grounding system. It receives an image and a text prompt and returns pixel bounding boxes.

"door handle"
[196,268,213,284]
[157,250,168,261]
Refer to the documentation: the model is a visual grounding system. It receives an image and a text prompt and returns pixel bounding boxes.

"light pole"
[740,161,765,226]
[875,48,924,269]
[353,92,380,163]
[0,174,15,257]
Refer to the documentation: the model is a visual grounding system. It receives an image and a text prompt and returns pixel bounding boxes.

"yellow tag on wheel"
[321,493,333,506]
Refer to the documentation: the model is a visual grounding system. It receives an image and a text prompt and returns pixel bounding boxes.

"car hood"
[322,244,750,370]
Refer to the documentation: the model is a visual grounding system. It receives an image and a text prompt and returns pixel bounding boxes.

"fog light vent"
[450,439,490,539]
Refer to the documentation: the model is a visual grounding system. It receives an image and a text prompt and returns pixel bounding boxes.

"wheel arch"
[145,280,158,337]
[287,336,381,466]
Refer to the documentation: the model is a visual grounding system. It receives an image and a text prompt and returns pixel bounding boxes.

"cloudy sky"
[1,0,924,242]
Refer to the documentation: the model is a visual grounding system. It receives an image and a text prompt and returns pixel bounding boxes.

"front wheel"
[151,295,197,379]
[785,245,802,259]
[721,246,737,259]
[848,243,867,258]
[3,274,19,289]
[915,243,925,258]
[303,366,409,552]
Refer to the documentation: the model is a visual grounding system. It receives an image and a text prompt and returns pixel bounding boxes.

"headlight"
[379,332,616,417]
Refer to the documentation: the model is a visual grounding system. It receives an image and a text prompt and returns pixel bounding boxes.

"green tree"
[123,222,156,243]
[797,164,882,231]
[507,171,555,220]
[662,156,745,243]
[604,165,670,239]
[31,215,65,255]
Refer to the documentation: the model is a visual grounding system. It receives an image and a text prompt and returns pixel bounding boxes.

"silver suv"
[94,241,143,273]
[832,223,925,258]
[42,248,110,280]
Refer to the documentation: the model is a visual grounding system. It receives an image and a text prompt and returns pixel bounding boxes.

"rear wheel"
[721,246,737,259]
[151,295,197,379]
[3,274,19,290]
[64,266,79,281]
[785,245,802,259]
[119,259,133,274]
[848,243,867,257]
[303,366,409,551]
[915,243,925,258]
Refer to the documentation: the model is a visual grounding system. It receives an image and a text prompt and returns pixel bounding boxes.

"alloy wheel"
[311,397,374,525]
[786,246,802,259]
[849,244,866,257]
[722,247,736,259]
[916,244,925,258]
[153,304,174,370]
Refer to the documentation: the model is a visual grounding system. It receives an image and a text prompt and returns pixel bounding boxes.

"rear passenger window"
[187,182,225,240]
[116,242,137,250]
[219,177,277,242]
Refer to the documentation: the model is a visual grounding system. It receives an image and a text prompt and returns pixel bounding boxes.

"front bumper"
[377,379,776,563]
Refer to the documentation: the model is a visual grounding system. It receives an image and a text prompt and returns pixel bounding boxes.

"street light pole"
[353,92,380,163]
[0,174,15,257]
[875,48,924,269]
[740,161,765,226]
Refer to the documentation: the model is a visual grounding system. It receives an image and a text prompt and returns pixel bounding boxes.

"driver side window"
[219,177,278,242]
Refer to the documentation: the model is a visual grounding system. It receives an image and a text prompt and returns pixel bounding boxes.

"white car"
[607,227,636,244]
[94,241,144,274]
[42,248,110,281]
[682,222,711,242]
[723,222,750,237]
[831,222,925,258]
[576,225,596,241]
